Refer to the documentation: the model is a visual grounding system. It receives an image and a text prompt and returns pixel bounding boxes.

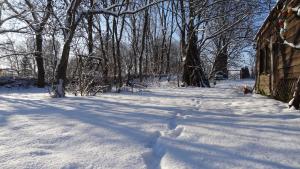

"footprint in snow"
[165,126,184,138]
[142,131,165,169]
[182,115,192,119]
[142,146,165,169]
[168,117,177,130]
[145,131,161,148]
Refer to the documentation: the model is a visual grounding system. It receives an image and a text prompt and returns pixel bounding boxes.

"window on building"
[260,49,265,74]
[259,47,271,74]
[265,47,271,73]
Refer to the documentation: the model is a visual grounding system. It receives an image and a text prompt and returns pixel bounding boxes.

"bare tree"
[4,0,52,87]
[0,0,269,97]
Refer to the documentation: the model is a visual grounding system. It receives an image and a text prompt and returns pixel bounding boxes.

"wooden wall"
[256,0,300,102]
[257,74,271,95]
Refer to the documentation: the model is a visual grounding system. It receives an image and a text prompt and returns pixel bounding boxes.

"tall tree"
[5,0,52,87]
[182,0,210,87]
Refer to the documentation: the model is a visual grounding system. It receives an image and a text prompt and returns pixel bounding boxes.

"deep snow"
[1,80,300,169]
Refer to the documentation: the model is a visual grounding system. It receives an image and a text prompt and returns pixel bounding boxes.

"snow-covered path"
[1,80,300,169]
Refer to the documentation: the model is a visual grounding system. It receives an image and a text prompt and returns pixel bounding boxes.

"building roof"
[254,0,283,41]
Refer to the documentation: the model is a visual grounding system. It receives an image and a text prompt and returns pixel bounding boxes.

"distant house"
[255,0,300,102]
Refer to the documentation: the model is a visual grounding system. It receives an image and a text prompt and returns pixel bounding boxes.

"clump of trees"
[0,0,276,97]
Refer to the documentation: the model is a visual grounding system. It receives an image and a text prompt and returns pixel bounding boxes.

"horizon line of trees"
[0,0,276,97]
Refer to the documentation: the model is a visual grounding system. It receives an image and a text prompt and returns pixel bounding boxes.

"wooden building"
[255,0,300,102]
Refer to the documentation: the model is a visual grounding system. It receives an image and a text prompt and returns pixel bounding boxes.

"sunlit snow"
[0,80,300,169]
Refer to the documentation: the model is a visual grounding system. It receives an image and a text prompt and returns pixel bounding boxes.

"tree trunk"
[212,45,228,76]
[87,0,94,56]
[211,35,229,79]
[139,9,149,82]
[112,17,117,86]
[145,40,149,78]
[54,0,82,97]
[182,0,210,87]
[180,0,186,63]
[35,33,45,87]
[159,35,166,78]
[131,16,138,77]
[182,31,205,86]
[55,39,72,85]
[103,17,110,85]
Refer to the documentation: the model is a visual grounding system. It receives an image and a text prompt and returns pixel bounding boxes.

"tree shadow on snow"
[0,90,300,168]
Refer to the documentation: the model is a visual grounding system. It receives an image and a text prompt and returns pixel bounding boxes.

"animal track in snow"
[190,97,202,110]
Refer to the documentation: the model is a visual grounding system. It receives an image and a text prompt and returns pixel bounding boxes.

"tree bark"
[55,38,72,85]
[35,33,45,87]
[131,16,138,77]
[212,37,229,77]
[87,0,94,56]
[182,0,210,87]
[112,17,117,85]
[139,9,149,82]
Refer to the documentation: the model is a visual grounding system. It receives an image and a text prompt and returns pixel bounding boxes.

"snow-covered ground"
[1,80,300,169]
